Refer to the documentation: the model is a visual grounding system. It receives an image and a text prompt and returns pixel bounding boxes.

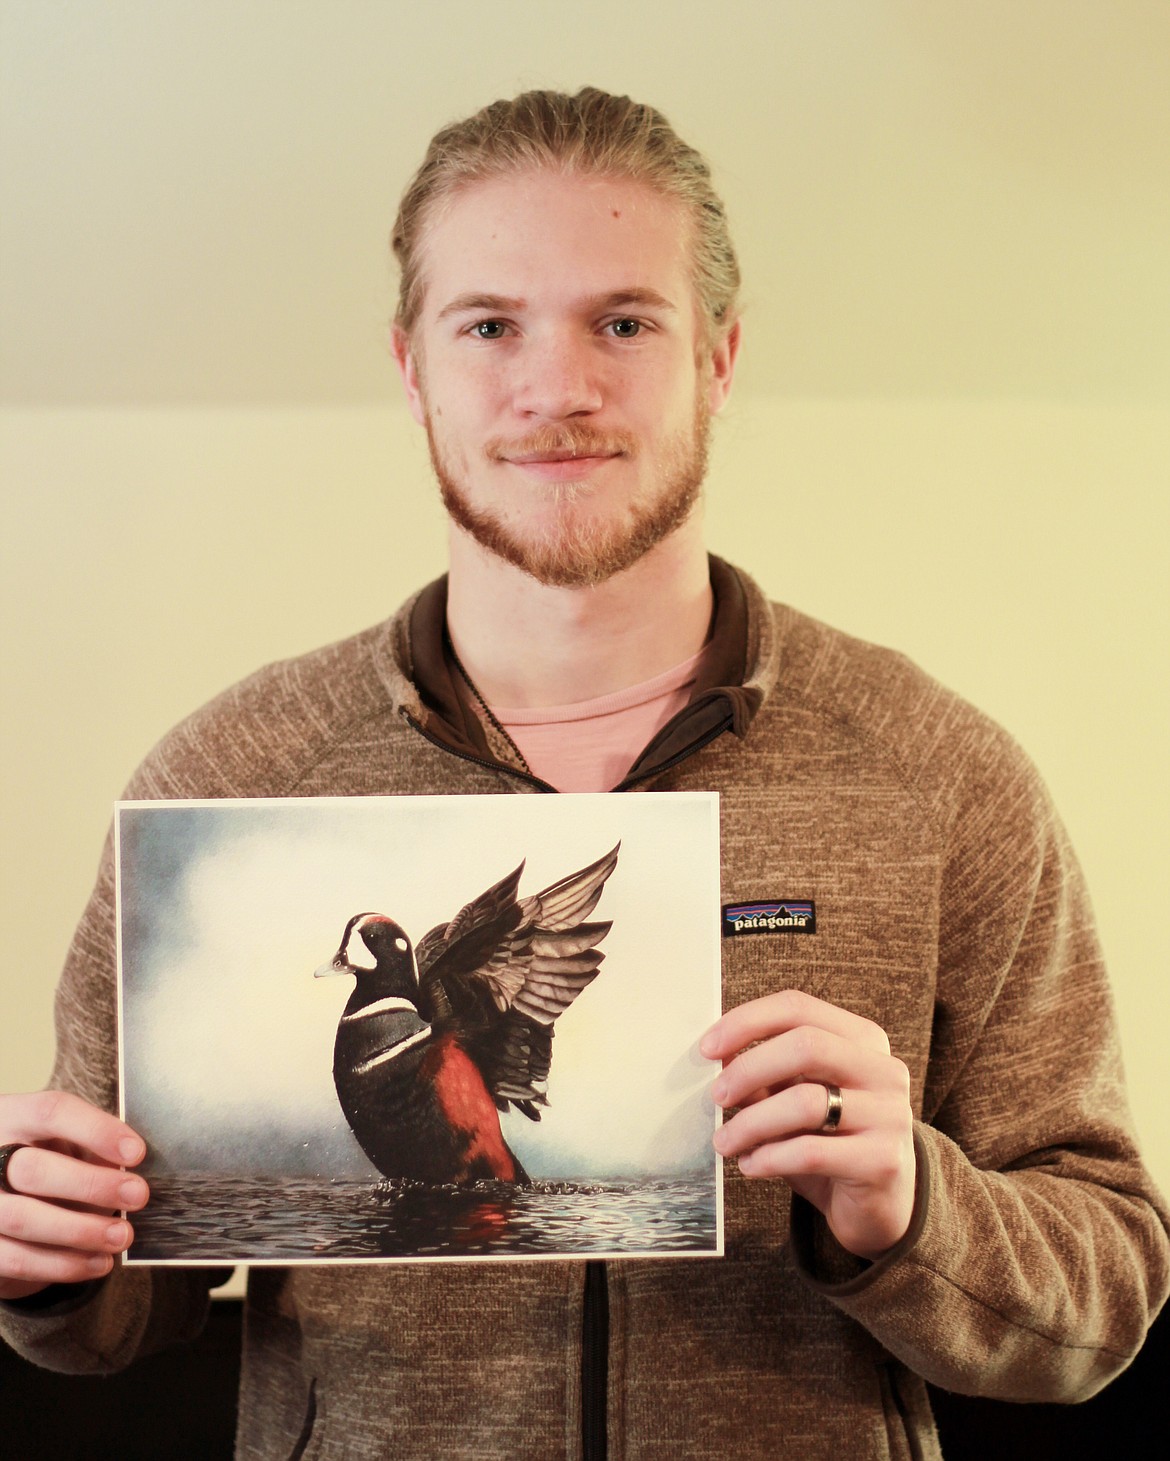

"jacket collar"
[389,555,777,788]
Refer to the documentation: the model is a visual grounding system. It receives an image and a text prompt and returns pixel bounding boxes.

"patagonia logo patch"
[722,900,816,937]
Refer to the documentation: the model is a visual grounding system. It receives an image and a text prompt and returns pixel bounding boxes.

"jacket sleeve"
[0,647,372,1372]
[791,734,1170,1402]
[0,817,227,1373]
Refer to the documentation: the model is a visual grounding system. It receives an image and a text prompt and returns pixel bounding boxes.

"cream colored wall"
[3,400,1167,1192]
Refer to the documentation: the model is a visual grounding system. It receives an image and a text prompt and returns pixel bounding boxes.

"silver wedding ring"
[821,1085,843,1132]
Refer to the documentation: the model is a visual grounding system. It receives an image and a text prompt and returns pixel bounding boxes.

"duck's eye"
[394,937,408,953]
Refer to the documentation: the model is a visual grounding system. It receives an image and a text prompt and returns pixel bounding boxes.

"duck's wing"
[415,861,528,1024]
[418,845,620,1114]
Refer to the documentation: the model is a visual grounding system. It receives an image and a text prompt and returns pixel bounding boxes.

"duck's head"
[315,913,416,996]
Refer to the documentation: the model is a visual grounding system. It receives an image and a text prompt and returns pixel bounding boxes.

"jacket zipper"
[402,705,736,795]
[581,1260,608,1461]
[399,709,558,791]
[615,712,735,790]
[400,701,733,1459]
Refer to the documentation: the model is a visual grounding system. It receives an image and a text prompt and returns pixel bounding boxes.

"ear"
[391,324,427,427]
[706,319,741,415]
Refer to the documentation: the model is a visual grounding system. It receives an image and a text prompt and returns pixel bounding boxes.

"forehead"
[415,169,695,321]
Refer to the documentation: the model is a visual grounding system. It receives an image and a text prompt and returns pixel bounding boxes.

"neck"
[348,974,416,1012]
[445,516,713,709]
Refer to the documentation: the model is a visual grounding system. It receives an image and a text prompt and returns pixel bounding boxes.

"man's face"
[394,169,738,588]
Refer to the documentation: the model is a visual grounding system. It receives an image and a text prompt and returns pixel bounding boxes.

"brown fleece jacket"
[3,559,1167,1460]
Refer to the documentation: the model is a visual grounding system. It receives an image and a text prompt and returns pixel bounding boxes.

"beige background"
[2,2,1168,1203]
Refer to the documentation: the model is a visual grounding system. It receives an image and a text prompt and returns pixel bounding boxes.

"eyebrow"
[434,287,680,322]
[435,292,525,322]
[591,288,679,315]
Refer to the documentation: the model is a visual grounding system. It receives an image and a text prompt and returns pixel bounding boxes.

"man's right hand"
[0,1091,148,1301]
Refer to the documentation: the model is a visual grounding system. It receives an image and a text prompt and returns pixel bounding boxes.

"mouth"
[488,427,633,483]
[507,446,620,463]
[500,450,622,482]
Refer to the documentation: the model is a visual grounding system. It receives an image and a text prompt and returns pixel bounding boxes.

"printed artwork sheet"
[115,791,723,1264]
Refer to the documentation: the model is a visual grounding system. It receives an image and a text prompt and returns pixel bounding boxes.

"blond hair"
[392,87,739,341]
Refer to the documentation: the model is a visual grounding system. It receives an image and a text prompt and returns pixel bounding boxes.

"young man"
[1,88,1167,1459]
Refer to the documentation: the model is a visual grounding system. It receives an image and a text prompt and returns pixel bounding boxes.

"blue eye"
[610,319,641,337]
[474,320,507,339]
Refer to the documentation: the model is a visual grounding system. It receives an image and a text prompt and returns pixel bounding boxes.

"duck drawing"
[315,844,620,1186]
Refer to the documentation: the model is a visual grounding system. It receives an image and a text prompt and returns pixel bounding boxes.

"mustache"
[486,424,636,462]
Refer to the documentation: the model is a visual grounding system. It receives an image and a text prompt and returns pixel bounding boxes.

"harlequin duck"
[315,845,619,1186]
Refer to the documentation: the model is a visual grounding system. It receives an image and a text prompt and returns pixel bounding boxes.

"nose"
[511,332,603,420]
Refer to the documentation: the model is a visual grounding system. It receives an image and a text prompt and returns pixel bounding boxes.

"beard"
[425,401,711,589]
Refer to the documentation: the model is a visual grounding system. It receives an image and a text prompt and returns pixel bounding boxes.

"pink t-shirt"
[493,647,706,792]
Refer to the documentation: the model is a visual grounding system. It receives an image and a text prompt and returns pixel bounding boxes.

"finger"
[723,1081,774,1111]
[733,1132,870,1182]
[731,1129,912,1198]
[3,1145,149,1214]
[0,1191,135,1260]
[1,1091,146,1169]
[713,1082,859,1155]
[0,1233,121,1293]
[701,990,890,1062]
[711,1025,896,1111]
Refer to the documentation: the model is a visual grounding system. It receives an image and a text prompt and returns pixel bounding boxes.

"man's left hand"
[700,990,916,1260]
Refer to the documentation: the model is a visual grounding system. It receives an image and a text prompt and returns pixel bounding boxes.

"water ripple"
[130,1173,718,1263]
